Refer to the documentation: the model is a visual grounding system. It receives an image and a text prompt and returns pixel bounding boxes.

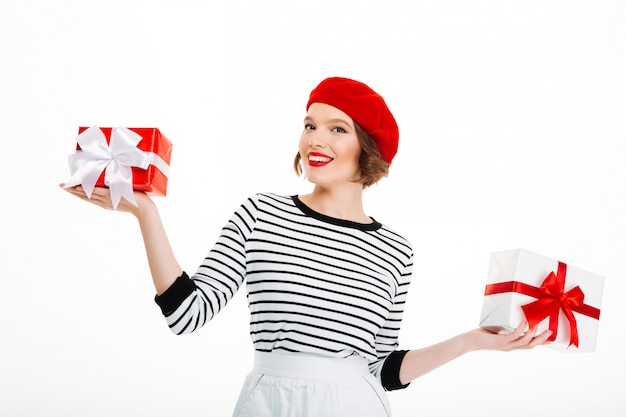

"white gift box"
[479,248,604,352]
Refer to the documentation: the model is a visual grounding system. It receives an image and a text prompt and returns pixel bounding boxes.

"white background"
[1,1,625,416]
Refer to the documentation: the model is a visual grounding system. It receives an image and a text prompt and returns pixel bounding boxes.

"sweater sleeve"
[368,252,413,391]
[380,350,410,391]
[154,272,197,316]
[153,194,259,335]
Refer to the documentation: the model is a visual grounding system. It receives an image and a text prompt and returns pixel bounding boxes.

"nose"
[308,130,326,148]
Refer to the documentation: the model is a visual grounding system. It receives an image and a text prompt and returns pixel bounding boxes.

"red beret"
[306,77,399,164]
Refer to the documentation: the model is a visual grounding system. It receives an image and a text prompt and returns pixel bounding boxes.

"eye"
[304,124,316,131]
[332,126,347,133]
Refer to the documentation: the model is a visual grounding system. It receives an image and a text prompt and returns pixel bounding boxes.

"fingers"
[60,183,88,200]
[517,322,538,343]
[61,183,146,215]
[490,321,552,351]
[497,321,529,345]
[507,324,552,350]
[61,184,116,210]
[529,329,553,347]
[509,320,529,340]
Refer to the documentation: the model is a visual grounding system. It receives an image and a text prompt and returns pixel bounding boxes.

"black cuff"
[381,350,411,391]
[154,272,196,316]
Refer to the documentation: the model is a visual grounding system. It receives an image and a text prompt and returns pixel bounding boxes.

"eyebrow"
[303,116,353,127]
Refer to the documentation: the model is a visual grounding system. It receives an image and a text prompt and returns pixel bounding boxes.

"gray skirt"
[232,351,392,417]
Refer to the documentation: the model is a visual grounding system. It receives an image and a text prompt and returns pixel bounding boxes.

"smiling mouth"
[308,153,333,166]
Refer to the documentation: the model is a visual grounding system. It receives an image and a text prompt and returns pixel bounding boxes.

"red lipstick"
[307,152,334,167]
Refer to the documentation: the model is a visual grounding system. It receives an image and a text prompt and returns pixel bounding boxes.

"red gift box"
[75,126,172,196]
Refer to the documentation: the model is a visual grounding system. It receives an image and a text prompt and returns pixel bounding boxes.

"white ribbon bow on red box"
[64,126,169,209]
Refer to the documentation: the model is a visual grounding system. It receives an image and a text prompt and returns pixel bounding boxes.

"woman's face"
[298,103,362,187]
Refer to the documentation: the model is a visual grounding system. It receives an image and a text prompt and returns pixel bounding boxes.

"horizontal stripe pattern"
[163,193,413,382]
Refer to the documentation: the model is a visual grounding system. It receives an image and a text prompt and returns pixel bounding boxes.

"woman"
[62,77,552,417]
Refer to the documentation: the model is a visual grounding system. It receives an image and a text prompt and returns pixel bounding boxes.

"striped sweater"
[155,193,414,390]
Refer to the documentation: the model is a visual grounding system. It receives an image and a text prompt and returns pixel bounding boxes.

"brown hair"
[293,121,390,188]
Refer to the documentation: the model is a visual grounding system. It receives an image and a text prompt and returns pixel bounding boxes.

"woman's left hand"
[465,321,553,352]
[398,321,553,384]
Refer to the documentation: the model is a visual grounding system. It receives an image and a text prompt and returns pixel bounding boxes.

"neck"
[300,183,370,224]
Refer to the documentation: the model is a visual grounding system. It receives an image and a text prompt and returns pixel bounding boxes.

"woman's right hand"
[60,182,182,293]
[59,183,150,218]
